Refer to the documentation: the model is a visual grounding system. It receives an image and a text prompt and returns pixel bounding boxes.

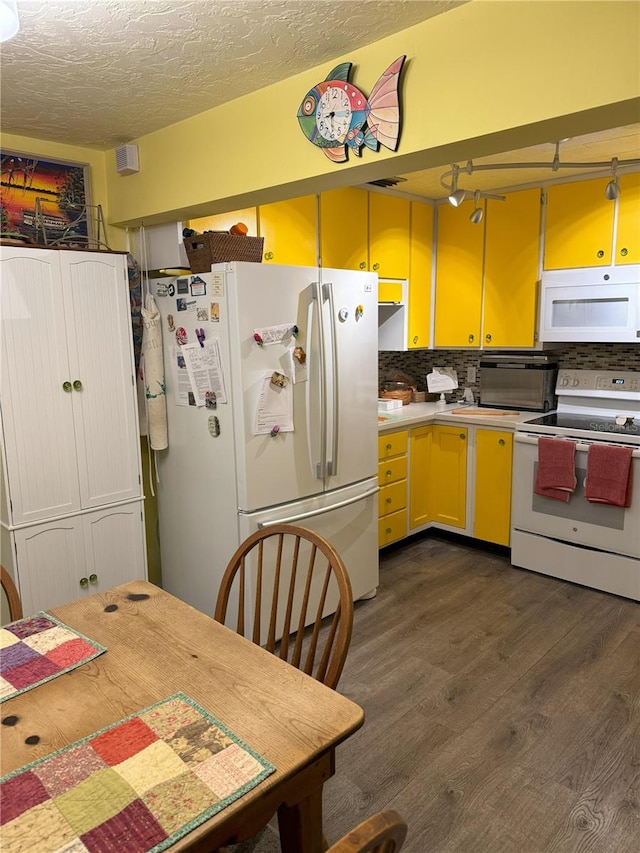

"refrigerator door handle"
[322,282,339,477]
[257,485,380,527]
[312,282,327,480]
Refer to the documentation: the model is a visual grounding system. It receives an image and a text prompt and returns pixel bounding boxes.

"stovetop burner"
[525,412,640,437]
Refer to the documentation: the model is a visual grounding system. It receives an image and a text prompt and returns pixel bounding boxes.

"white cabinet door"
[0,249,81,524]
[13,518,87,614]
[13,502,146,615]
[60,252,141,508]
[82,503,146,593]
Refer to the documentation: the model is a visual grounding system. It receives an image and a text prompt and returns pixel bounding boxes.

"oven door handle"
[515,432,640,457]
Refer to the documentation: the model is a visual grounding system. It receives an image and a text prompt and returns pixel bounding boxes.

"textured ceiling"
[0,0,466,149]
[1,0,638,202]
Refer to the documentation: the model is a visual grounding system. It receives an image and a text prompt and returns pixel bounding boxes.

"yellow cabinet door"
[258,195,317,266]
[474,429,513,546]
[430,425,467,529]
[369,193,410,279]
[483,188,541,349]
[434,202,484,347]
[544,178,614,269]
[408,202,433,349]
[615,173,640,265]
[409,426,432,529]
[320,187,368,271]
[188,207,258,236]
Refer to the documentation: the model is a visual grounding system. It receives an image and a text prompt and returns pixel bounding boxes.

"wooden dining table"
[0,580,364,852]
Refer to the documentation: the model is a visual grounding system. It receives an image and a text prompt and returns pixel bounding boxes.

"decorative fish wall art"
[297,56,406,162]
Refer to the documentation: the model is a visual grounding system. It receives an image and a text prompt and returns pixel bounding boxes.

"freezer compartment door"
[319,268,379,491]
[231,478,379,644]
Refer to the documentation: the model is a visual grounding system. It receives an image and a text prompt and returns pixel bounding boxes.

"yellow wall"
[102,0,639,227]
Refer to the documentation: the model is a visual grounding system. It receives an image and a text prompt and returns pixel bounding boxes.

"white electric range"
[511,369,640,601]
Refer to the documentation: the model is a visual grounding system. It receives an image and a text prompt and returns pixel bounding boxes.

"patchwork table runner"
[0,692,276,853]
[0,612,106,703]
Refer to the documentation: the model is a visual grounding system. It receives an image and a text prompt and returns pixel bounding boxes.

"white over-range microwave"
[539,264,640,343]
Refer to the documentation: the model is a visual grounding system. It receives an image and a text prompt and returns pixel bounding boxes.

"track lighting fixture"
[441,141,640,204]
[605,157,620,200]
[469,192,483,224]
[447,165,467,207]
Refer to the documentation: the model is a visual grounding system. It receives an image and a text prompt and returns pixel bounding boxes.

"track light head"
[605,157,620,200]
[449,189,467,207]
[470,192,483,223]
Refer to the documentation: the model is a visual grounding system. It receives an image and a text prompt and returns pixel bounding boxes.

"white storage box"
[378,398,403,412]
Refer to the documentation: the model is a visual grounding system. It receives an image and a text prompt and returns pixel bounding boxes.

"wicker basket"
[183,232,264,273]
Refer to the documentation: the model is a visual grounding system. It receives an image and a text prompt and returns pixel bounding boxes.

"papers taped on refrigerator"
[254,373,293,435]
[181,339,228,406]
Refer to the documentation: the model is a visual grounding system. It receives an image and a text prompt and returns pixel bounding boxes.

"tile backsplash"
[379,344,640,401]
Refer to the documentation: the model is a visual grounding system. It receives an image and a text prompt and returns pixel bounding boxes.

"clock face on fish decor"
[297,55,406,163]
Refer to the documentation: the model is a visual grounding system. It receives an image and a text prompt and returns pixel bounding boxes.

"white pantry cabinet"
[0,246,147,615]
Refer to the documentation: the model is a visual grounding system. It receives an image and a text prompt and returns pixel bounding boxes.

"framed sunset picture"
[0,151,92,244]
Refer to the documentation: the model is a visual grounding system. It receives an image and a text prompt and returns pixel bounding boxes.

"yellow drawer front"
[378,282,404,303]
[378,430,408,459]
[378,456,408,486]
[378,480,407,517]
[378,509,408,547]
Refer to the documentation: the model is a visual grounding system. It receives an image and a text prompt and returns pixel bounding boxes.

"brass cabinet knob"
[79,577,88,588]
[386,527,392,534]
[386,497,392,504]
[597,249,604,258]
[499,438,506,446]
[89,573,98,584]
[385,469,392,477]
[359,261,367,270]
[468,333,474,343]
[372,262,380,271]
[264,251,274,260]
[485,333,492,343]
[386,443,392,450]
[73,380,83,391]
[413,335,419,344]
[621,248,628,257]
[62,381,72,392]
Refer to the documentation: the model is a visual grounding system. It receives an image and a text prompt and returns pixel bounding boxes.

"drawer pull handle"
[386,527,392,534]
[386,443,392,450]
[385,469,392,477]
[386,497,392,504]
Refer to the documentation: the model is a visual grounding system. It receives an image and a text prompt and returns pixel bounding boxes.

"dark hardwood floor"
[319,533,640,852]
[239,533,639,852]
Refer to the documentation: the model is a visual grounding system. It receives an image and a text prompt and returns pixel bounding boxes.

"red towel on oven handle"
[584,443,634,508]
[534,437,577,501]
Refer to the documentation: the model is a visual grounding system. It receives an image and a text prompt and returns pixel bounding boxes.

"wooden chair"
[214,524,354,690]
[1,564,23,623]
[327,810,408,853]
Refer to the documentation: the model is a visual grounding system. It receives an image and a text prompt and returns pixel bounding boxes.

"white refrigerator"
[150,262,379,633]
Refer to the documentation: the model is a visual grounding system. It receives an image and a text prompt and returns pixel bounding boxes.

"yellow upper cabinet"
[319,187,368,271]
[408,202,433,349]
[258,195,317,266]
[483,188,542,349]
[543,178,614,269]
[615,172,640,265]
[369,193,410,279]
[434,201,484,347]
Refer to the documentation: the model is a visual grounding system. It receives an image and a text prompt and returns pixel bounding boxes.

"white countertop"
[378,402,543,431]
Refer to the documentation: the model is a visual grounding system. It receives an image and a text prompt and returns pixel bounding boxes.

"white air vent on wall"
[115,144,139,175]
